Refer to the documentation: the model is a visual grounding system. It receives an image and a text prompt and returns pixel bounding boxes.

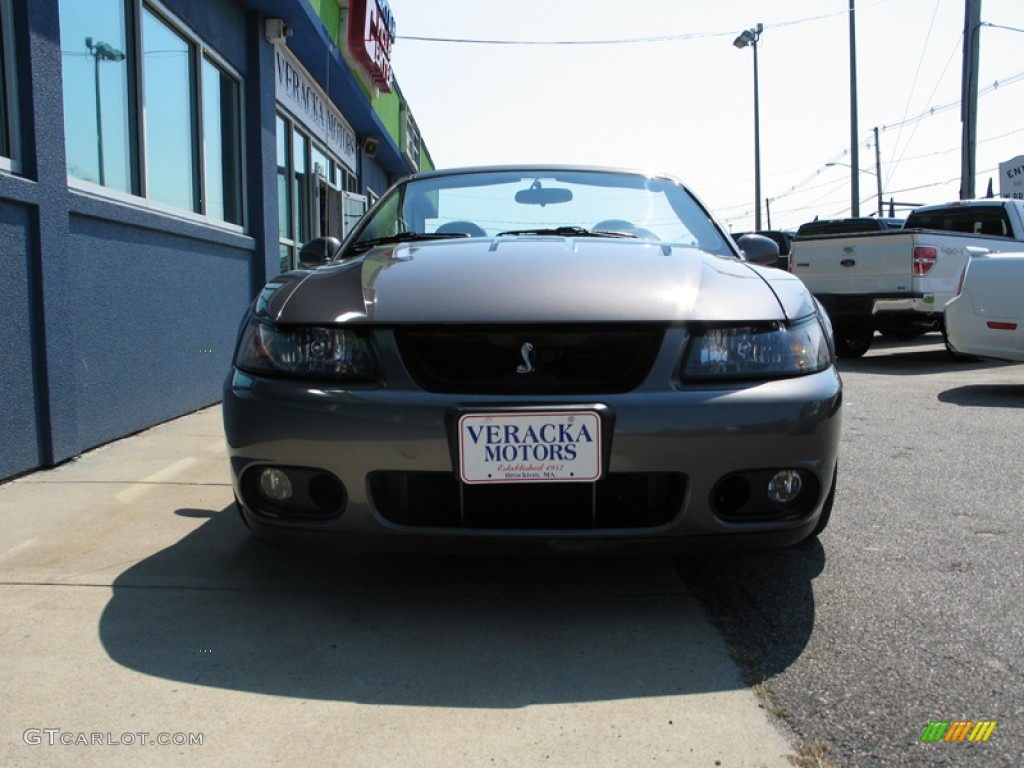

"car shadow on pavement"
[673,538,825,684]
[838,348,1015,376]
[97,505,815,708]
[938,383,1024,408]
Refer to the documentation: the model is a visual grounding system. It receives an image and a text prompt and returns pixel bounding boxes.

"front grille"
[395,325,664,394]
[369,471,685,530]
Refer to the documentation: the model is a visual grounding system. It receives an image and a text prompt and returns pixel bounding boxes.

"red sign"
[348,0,395,92]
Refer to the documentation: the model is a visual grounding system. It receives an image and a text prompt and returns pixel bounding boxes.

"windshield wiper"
[349,231,471,254]
[496,226,637,238]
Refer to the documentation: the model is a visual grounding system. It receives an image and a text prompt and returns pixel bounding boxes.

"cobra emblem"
[516,342,535,374]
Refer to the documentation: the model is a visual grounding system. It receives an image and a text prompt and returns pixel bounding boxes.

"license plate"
[458,410,602,484]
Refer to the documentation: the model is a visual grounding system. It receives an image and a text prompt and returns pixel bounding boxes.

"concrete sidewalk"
[0,406,799,767]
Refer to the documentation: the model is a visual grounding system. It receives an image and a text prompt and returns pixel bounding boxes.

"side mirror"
[299,237,343,267]
[736,234,780,265]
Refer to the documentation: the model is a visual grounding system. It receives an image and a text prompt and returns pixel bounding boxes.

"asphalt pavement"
[0,406,798,768]
[676,335,1024,768]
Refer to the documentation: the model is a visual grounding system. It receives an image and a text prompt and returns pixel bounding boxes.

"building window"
[0,0,17,166]
[292,130,310,247]
[276,114,293,272]
[276,114,291,239]
[59,0,133,191]
[203,57,242,224]
[58,0,243,226]
[142,7,196,211]
[0,23,6,162]
[276,112,359,273]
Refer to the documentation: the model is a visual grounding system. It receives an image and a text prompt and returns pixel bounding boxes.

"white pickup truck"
[789,199,1024,357]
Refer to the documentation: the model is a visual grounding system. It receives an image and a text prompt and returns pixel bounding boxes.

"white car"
[945,251,1024,362]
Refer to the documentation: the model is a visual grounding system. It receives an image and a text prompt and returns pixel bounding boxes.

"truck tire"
[880,329,923,340]
[834,323,873,358]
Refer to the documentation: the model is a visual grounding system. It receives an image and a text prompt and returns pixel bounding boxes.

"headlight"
[235,318,377,379]
[682,316,831,379]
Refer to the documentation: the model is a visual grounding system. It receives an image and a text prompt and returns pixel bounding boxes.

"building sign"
[1000,156,1024,200]
[401,105,421,170]
[275,46,358,171]
[348,0,395,92]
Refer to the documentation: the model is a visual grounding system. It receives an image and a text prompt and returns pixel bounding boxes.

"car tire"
[834,323,873,358]
[943,331,979,362]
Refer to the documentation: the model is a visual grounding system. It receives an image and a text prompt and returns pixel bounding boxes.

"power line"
[982,22,1024,35]
[395,2,889,46]
[757,68,1024,214]
[397,31,724,45]
[884,3,954,191]
[879,68,1024,131]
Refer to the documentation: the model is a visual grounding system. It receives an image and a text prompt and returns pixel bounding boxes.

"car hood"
[258,238,815,324]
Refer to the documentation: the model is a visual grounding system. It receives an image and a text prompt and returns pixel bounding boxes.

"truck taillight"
[913,246,937,276]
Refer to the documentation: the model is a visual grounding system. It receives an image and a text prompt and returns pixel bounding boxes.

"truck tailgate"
[790,231,914,295]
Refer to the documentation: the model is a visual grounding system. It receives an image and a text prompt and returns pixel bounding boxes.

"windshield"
[350,169,734,256]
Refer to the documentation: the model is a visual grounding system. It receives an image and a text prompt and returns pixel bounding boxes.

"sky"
[384,0,1024,232]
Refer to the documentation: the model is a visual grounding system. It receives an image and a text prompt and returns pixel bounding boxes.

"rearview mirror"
[514,186,573,206]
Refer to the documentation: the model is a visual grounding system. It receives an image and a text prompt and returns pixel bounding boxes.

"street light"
[826,160,883,217]
[85,37,125,187]
[733,23,763,231]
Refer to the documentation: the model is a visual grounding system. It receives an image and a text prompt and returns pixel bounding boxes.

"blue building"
[0,0,429,480]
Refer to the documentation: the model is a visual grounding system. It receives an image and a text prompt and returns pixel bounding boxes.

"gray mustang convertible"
[224,166,842,552]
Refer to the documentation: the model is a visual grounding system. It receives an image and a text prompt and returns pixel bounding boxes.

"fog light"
[767,470,803,504]
[259,468,293,502]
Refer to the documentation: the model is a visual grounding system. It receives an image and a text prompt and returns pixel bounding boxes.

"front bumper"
[815,292,939,319]
[223,367,842,551]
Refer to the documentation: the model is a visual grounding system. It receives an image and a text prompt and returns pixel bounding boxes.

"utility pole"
[752,29,762,230]
[849,0,860,217]
[961,0,982,199]
[873,126,883,217]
